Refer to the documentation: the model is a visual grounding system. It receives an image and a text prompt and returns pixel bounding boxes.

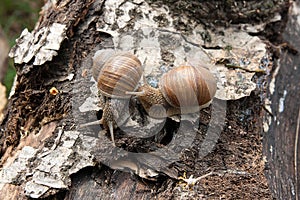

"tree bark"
[0,0,298,199]
[263,1,300,199]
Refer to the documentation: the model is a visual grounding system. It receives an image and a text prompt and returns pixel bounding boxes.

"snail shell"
[92,49,116,81]
[159,65,217,114]
[92,50,143,99]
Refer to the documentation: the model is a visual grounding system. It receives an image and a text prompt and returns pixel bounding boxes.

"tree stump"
[0,0,298,199]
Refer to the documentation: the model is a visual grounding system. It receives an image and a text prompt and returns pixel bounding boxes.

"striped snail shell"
[92,49,116,81]
[159,65,217,114]
[92,50,143,99]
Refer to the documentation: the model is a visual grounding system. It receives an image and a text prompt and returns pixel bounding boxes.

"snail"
[127,65,217,118]
[89,50,143,146]
[83,49,217,146]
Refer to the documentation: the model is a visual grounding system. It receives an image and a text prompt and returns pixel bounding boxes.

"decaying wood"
[263,2,300,199]
[0,0,298,199]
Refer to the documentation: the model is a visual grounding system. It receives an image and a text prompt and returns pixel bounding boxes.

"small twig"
[178,169,251,188]
[178,172,214,187]
[51,129,63,151]
[218,169,250,176]
[79,120,102,128]
[39,129,63,158]
[225,63,267,74]
[262,105,274,117]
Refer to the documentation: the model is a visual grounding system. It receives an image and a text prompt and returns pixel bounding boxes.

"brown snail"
[84,50,217,146]
[90,50,143,146]
[127,65,217,118]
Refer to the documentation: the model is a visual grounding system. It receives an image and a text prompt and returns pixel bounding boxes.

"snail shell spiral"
[92,50,143,99]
